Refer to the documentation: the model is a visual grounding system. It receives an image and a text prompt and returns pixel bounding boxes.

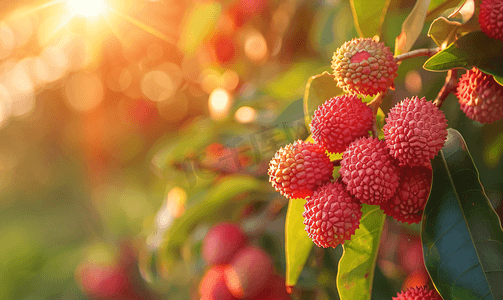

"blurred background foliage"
[0,0,501,299]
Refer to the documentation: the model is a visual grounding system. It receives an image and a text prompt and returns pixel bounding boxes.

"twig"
[332,159,342,167]
[367,92,386,115]
[395,47,440,62]
[433,69,458,107]
[372,118,378,139]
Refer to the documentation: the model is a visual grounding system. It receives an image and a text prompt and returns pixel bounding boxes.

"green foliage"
[336,204,385,300]
[177,3,221,55]
[395,0,431,55]
[422,129,503,300]
[303,72,343,129]
[349,0,392,38]
[423,31,503,78]
[426,0,464,21]
[285,198,313,287]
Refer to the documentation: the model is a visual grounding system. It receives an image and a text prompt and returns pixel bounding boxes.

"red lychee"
[310,94,373,153]
[303,180,362,248]
[456,67,503,124]
[224,246,274,299]
[202,222,247,266]
[332,38,399,96]
[268,140,333,199]
[393,286,442,300]
[380,166,432,224]
[199,266,236,300]
[340,137,401,204]
[479,0,503,42]
[384,96,448,167]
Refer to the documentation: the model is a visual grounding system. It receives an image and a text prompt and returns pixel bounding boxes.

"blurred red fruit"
[76,262,130,299]
[224,245,274,299]
[402,269,430,291]
[202,222,247,266]
[399,238,424,274]
[199,266,237,300]
[212,34,236,64]
[125,99,159,128]
[254,274,291,300]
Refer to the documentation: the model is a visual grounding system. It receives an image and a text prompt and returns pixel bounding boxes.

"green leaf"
[494,75,503,86]
[428,17,462,46]
[426,0,463,21]
[395,0,431,55]
[422,128,503,300]
[265,61,323,101]
[303,72,343,130]
[349,0,392,38]
[336,204,385,300]
[159,175,263,264]
[178,3,221,55]
[423,31,503,78]
[285,198,314,287]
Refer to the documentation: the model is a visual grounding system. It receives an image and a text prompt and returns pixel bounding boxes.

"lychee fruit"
[303,180,362,248]
[202,222,247,266]
[331,38,399,96]
[393,286,442,300]
[310,94,373,153]
[268,140,333,199]
[380,166,432,224]
[254,274,291,300]
[339,137,401,204]
[384,96,448,167]
[456,67,503,124]
[224,245,274,299]
[199,266,237,300]
[479,0,503,42]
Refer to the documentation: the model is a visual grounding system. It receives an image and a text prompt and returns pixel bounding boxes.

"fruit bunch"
[393,285,442,300]
[268,37,450,248]
[199,222,290,300]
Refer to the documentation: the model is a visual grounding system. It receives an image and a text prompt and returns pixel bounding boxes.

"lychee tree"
[277,0,503,299]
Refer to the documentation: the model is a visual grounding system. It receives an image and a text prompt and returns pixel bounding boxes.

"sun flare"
[67,0,107,18]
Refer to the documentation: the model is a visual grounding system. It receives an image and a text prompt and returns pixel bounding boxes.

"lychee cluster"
[455,67,503,124]
[268,38,449,248]
[393,285,442,300]
[199,222,290,299]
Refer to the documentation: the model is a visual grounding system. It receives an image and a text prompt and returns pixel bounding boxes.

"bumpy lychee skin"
[310,95,373,153]
[303,181,362,248]
[202,222,247,266]
[340,137,401,204]
[380,166,432,224]
[268,140,333,199]
[384,97,448,167]
[331,38,398,96]
[479,0,503,42]
[456,67,503,124]
[224,246,274,299]
[393,286,442,300]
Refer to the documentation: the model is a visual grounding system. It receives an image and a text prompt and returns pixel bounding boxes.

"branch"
[433,69,458,107]
[367,92,386,115]
[371,118,379,139]
[395,47,440,62]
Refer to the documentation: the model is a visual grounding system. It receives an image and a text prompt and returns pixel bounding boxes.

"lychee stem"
[395,47,440,62]
[433,69,458,107]
[367,92,386,114]
[371,119,378,138]
[332,159,342,167]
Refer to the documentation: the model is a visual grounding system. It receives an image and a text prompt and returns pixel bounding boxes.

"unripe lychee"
[380,166,432,224]
[202,222,247,266]
[479,0,503,42]
[456,67,503,124]
[331,38,398,96]
[224,245,274,299]
[268,140,333,199]
[310,95,373,153]
[199,266,237,300]
[393,286,442,300]
[384,96,448,167]
[303,181,362,248]
[340,137,400,204]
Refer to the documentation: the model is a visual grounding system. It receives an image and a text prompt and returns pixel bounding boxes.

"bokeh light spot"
[67,0,107,18]
[244,31,268,63]
[235,106,256,123]
[141,70,175,102]
[405,70,422,94]
[64,72,104,112]
[209,88,232,120]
